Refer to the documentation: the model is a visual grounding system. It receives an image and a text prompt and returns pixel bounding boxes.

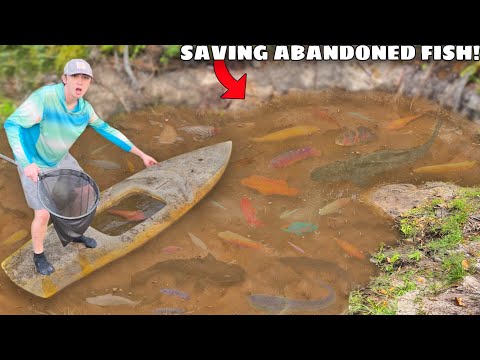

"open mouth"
[75,87,83,95]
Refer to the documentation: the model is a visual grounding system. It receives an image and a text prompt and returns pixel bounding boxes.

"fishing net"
[37,168,100,247]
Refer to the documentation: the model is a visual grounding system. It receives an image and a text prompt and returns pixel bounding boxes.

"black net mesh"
[37,168,100,247]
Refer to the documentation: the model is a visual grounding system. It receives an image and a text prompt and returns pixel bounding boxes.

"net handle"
[1,153,42,180]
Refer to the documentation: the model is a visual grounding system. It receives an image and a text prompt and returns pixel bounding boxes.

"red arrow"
[214,60,247,99]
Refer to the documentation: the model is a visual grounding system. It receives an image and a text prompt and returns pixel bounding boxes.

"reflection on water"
[91,193,166,236]
[1,89,480,314]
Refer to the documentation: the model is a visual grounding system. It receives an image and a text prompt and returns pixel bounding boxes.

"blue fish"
[282,222,318,236]
[248,284,336,313]
[160,288,190,300]
[153,308,185,315]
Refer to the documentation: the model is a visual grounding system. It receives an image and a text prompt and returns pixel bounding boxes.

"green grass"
[348,186,480,314]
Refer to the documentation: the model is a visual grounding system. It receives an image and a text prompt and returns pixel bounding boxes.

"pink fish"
[161,246,182,254]
[270,147,322,168]
[288,241,305,254]
[240,197,264,227]
[107,209,146,221]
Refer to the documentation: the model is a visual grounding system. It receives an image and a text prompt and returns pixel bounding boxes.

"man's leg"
[32,209,55,275]
[17,167,55,275]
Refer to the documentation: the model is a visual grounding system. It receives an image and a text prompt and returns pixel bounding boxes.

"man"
[4,58,158,276]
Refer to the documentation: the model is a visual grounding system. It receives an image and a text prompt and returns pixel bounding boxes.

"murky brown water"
[1,89,480,315]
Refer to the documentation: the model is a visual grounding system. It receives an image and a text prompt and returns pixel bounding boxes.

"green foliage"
[460,61,480,94]
[0,45,56,92]
[160,45,181,65]
[372,243,387,263]
[0,97,16,125]
[99,45,116,55]
[98,45,145,60]
[347,289,396,315]
[442,253,469,285]
[51,45,89,73]
[407,250,422,262]
[399,218,417,238]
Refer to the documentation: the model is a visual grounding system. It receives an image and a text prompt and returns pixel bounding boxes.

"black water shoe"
[33,252,55,276]
[73,235,97,248]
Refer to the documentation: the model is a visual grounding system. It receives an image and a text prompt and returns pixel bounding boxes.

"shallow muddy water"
[1,89,479,315]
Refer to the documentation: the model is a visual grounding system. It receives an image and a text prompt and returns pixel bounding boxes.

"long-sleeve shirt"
[3,82,134,169]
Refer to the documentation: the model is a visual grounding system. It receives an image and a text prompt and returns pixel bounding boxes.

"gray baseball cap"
[63,59,93,78]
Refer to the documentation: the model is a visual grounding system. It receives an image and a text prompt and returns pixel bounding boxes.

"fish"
[159,288,190,300]
[280,208,300,219]
[153,308,185,315]
[318,197,352,216]
[311,116,444,186]
[287,241,305,254]
[85,294,142,307]
[251,125,320,142]
[90,143,110,155]
[241,175,299,196]
[270,146,322,168]
[161,246,182,254]
[126,158,135,172]
[107,209,146,221]
[130,253,246,287]
[413,160,476,174]
[87,159,121,170]
[158,124,178,144]
[348,112,374,122]
[218,231,265,250]
[384,113,424,130]
[188,232,208,251]
[335,126,377,146]
[240,197,264,227]
[178,125,219,139]
[335,238,366,260]
[209,200,227,210]
[248,283,336,313]
[3,229,29,246]
[282,222,318,236]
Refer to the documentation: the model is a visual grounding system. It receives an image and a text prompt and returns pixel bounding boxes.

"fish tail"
[420,114,444,151]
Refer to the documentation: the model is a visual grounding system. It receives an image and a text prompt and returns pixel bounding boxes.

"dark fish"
[130,253,246,288]
[160,288,190,300]
[153,308,185,315]
[311,116,443,186]
[249,283,336,313]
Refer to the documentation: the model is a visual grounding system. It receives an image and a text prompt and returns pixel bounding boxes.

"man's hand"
[129,145,159,167]
[141,154,158,167]
[24,163,41,182]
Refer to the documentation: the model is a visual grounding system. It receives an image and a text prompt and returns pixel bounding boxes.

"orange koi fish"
[270,146,322,168]
[107,209,146,221]
[240,197,264,227]
[384,114,424,130]
[413,160,476,174]
[251,126,320,142]
[218,231,264,250]
[335,238,366,260]
[240,175,299,196]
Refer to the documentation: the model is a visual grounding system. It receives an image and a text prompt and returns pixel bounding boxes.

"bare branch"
[123,45,140,90]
